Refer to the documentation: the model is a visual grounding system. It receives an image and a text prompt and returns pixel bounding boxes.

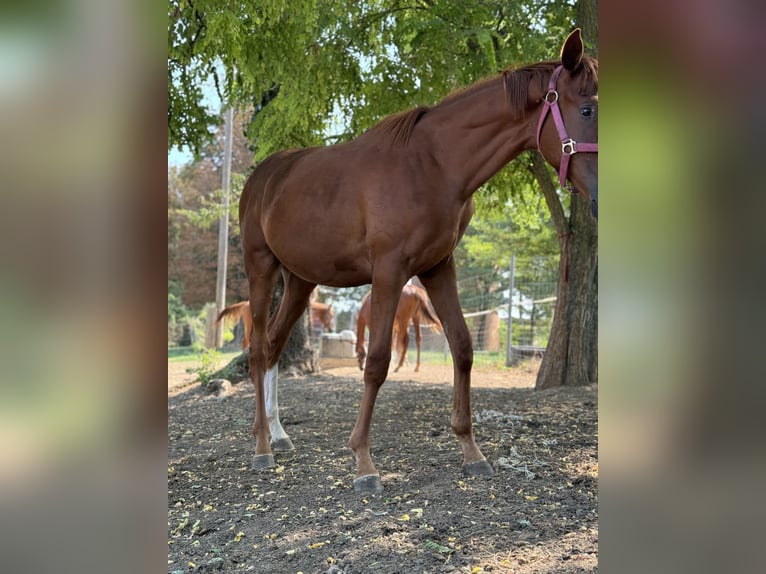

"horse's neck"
[423,81,536,197]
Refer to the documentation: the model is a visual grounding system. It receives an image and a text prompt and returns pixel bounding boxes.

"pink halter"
[536,65,598,192]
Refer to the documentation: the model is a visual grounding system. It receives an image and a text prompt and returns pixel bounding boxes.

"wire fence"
[312,255,559,368]
[175,254,561,368]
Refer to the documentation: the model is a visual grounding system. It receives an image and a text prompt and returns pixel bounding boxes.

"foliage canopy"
[169,0,579,212]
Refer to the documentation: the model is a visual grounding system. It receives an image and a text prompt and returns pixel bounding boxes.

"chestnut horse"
[217,299,334,351]
[308,301,335,334]
[356,285,442,373]
[239,30,597,493]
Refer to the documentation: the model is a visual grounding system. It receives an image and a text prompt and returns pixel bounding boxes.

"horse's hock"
[320,330,357,359]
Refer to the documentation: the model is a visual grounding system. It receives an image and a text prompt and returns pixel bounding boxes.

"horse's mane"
[510,56,598,116]
[365,55,597,144]
[502,57,598,117]
[501,61,559,117]
[369,106,429,146]
[438,56,598,118]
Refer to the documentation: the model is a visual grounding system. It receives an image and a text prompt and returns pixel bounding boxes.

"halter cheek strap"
[536,65,598,192]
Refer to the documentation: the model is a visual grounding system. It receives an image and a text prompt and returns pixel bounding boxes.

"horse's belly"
[270,241,372,287]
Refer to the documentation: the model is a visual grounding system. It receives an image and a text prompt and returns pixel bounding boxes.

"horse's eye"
[580,106,594,118]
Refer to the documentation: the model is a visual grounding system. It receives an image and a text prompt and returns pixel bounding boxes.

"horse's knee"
[363,355,389,386]
[451,339,473,373]
[248,350,266,373]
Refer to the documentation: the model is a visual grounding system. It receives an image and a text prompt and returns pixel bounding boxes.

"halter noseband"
[535,65,598,193]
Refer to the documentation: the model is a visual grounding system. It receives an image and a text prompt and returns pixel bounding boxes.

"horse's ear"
[561,28,584,72]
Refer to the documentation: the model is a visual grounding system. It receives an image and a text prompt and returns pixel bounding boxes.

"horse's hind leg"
[245,254,281,471]
[413,316,422,372]
[263,271,317,453]
[263,366,292,452]
[392,323,409,373]
[419,257,493,477]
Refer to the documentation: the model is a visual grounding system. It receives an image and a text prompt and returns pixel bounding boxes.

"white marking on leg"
[264,365,290,442]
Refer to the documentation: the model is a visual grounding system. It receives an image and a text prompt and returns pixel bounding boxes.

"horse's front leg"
[419,257,493,477]
[348,273,406,493]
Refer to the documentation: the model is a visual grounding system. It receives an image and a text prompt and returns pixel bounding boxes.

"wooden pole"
[214,106,234,347]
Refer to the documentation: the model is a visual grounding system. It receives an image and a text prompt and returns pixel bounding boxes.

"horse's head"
[326,305,336,332]
[536,29,598,218]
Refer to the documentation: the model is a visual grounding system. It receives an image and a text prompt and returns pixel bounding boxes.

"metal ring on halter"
[544,90,559,104]
[562,139,577,155]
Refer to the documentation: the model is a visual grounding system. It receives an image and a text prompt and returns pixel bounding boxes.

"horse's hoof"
[271,437,295,453]
[251,454,275,471]
[353,474,384,494]
[463,459,495,477]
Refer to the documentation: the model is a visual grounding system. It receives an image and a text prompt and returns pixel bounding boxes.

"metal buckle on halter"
[544,90,559,104]
[562,138,577,155]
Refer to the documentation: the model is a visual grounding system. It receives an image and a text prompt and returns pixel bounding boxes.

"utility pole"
[214,105,234,348]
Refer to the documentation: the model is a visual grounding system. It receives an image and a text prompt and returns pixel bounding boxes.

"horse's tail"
[416,292,442,332]
[217,300,249,324]
[216,301,252,351]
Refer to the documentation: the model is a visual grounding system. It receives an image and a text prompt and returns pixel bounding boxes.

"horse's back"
[245,137,436,219]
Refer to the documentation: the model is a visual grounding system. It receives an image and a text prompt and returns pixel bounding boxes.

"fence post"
[505,254,516,366]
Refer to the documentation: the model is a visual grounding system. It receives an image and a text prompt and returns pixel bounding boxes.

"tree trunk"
[214,276,318,381]
[576,0,598,53]
[536,193,598,388]
[271,275,318,373]
[278,305,317,373]
[529,151,598,389]
[526,0,599,389]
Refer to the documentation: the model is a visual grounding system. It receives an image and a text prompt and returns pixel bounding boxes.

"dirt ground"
[168,358,597,573]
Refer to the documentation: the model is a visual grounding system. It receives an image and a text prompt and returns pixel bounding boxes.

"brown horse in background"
[237,30,597,493]
[356,285,441,373]
[308,301,335,334]
[217,299,334,351]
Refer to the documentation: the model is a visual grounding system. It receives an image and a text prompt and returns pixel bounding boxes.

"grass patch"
[168,346,241,364]
[168,346,199,362]
[417,350,509,369]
